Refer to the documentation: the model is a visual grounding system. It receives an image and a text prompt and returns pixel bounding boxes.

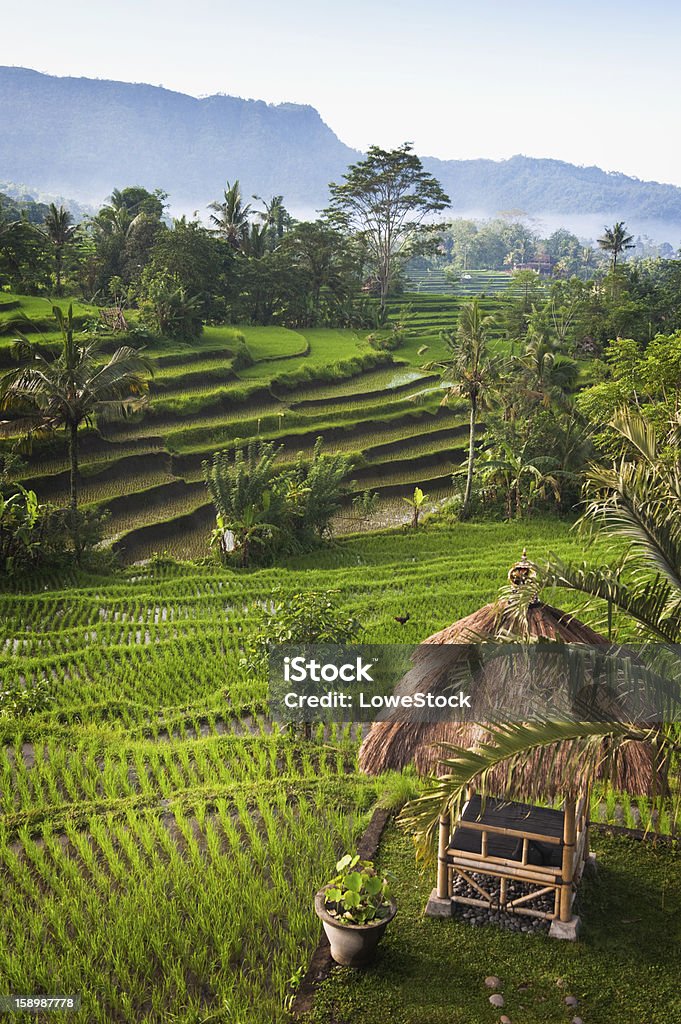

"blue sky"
[4,0,681,184]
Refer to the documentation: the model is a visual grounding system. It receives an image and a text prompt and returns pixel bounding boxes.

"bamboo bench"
[432,793,590,926]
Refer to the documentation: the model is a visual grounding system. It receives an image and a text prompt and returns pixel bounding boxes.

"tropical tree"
[42,204,77,294]
[426,299,500,518]
[327,144,450,311]
[205,438,351,564]
[142,216,231,319]
[0,306,152,550]
[0,207,49,292]
[140,273,203,338]
[516,335,578,411]
[208,181,252,251]
[245,221,269,259]
[292,437,353,540]
[598,221,635,298]
[254,194,292,245]
[205,441,291,566]
[401,407,681,853]
[597,221,635,275]
[476,439,561,518]
[281,220,357,319]
[90,187,165,292]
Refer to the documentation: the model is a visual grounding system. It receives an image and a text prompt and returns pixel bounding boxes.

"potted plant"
[314,854,397,967]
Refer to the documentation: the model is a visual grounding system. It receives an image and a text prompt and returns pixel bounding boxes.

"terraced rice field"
[404,267,531,296]
[0,282,605,573]
[2,292,506,561]
[0,521,668,1022]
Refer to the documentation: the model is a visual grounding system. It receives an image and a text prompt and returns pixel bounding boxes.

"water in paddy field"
[386,370,431,389]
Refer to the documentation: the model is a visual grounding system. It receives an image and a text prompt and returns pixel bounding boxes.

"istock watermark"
[268,643,681,724]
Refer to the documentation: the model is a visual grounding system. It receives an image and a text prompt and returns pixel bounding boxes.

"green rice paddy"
[2,292,499,560]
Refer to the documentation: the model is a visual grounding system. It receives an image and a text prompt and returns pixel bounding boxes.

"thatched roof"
[359,555,660,797]
[420,598,608,647]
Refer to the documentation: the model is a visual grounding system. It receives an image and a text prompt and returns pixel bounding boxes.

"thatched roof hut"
[358,552,658,797]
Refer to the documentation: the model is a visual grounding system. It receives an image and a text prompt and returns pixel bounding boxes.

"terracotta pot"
[314,887,397,967]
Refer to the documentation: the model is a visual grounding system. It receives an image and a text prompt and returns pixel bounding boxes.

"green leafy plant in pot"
[314,854,397,967]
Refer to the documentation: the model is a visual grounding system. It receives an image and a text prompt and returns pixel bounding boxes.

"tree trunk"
[55,248,63,295]
[68,420,81,561]
[462,395,477,517]
[379,272,389,315]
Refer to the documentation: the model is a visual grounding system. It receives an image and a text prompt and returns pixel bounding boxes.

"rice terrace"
[2,26,681,1024]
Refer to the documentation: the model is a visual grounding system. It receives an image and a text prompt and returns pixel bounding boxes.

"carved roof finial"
[508,548,535,589]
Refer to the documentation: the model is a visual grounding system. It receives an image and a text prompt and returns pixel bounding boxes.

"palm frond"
[399,719,659,860]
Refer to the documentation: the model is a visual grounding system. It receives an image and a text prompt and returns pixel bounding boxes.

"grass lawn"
[305,823,681,1024]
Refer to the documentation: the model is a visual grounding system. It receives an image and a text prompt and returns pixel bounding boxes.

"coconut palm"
[517,335,578,411]
[245,221,269,259]
[597,222,635,297]
[42,204,77,294]
[401,407,681,853]
[208,181,252,251]
[548,407,681,641]
[426,299,500,518]
[0,306,152,549]
[597,221,635,274]
[254,194,290,241]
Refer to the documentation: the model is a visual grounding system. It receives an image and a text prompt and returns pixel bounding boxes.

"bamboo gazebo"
[359,552,659,939]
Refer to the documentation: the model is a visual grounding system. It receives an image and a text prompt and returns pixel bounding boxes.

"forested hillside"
[4,66,681,232]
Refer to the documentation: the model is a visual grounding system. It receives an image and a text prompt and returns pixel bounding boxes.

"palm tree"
[477,440,560,518]
[208,181,251,251]
[597,222,635,295]
[401,407,681,852]
[516,335,577,411]
[0,306,152,552]
[42,204,77,295]
[245,221,269,259]
[549,407,681,641]
[253,194,290,241]
[427,299,500,518]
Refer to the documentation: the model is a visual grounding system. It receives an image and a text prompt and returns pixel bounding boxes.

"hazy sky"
[4,0,681,184]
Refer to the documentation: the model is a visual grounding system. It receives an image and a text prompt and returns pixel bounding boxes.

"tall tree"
[428,299,499,518]
[208,181,252,251]
[253,194,291,245]
[42,203,76,294]
[327,143,450,311]
[0,306,151,552]
[597,221,635,277]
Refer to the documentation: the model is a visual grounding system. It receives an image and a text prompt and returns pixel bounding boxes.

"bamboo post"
[583,783,591,863]
[559,796,576,922]
[437,812,450,899]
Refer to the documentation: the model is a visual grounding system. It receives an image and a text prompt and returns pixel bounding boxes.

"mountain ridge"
[2,66,681,237]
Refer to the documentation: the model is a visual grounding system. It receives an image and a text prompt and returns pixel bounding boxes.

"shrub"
[139,273,203,339]
[0,678,52,720]
[0,488,110,575]
[204,437,353,565]
[242,588,361,676]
